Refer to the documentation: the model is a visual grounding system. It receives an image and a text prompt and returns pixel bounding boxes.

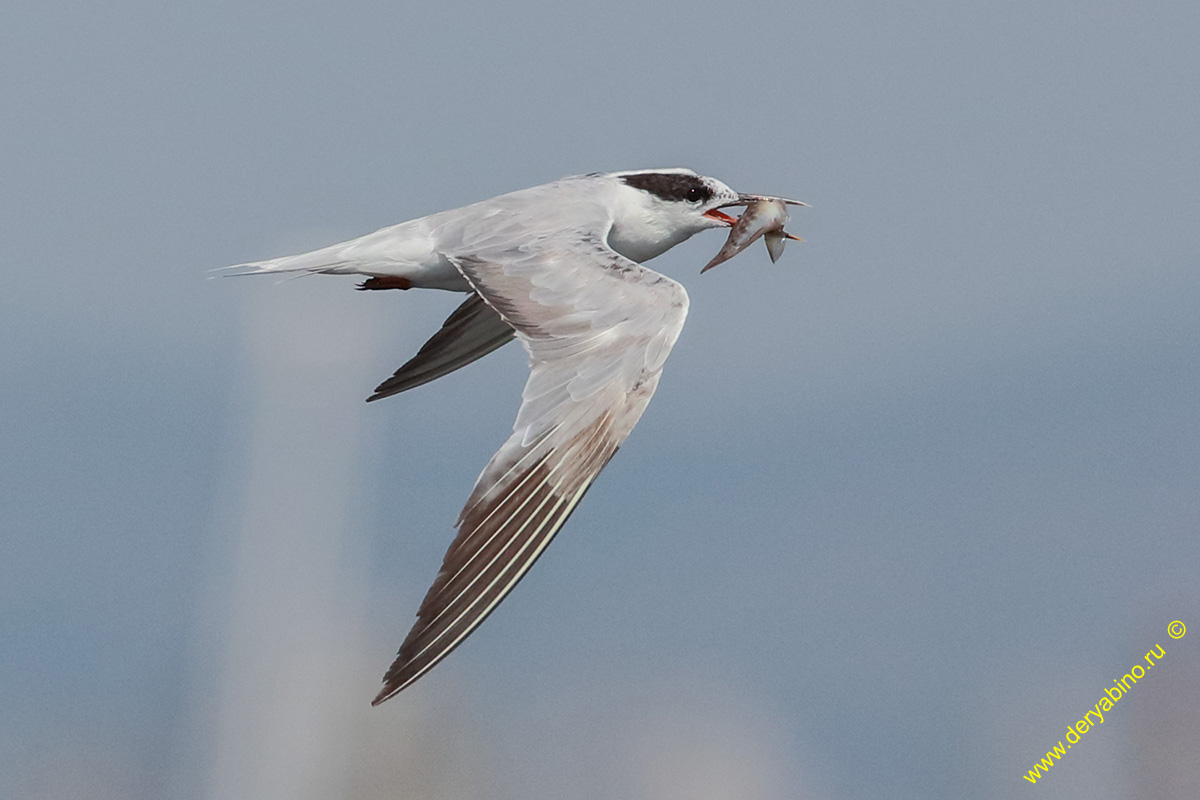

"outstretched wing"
[373,238,689,703]
[367,293,516,401]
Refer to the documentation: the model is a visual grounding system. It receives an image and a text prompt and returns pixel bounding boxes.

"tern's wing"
[367,293,516,402]
[373,237,689,703]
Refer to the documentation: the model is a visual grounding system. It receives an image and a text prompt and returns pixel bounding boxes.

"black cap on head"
[620,172,713,204]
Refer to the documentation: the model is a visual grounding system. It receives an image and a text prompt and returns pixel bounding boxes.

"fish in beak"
[702,196,805,273]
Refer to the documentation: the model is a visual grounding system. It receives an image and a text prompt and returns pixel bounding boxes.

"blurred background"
[2,2,1198,798]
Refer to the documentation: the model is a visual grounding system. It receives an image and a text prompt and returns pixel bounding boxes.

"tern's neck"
[607,221,693,263]
[606,201,697,264]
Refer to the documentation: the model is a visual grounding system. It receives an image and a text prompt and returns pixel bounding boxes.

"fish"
[701,196,804,273]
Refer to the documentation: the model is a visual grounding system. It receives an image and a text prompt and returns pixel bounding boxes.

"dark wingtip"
[372,656,414,705]
[364,380,409,403]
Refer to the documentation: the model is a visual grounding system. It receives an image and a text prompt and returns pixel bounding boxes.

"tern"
[226,168,804,704]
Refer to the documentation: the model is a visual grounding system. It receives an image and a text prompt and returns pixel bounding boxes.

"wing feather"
[372,237,688,703]
[367,293,515,401]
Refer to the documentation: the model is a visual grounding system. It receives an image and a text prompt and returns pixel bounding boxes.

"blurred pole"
[195,279,383,800]
[173,274,491,800]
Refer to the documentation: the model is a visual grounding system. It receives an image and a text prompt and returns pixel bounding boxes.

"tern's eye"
[686,186,706,203]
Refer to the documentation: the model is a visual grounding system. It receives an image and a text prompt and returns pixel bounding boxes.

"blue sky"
[3,2,1198,799]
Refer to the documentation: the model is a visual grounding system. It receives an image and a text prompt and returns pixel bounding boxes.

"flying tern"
[226,168,805,704]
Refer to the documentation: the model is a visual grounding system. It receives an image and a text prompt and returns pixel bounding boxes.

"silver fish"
[701,196,804,273]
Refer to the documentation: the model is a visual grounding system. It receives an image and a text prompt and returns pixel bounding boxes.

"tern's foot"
[357,276,413,291]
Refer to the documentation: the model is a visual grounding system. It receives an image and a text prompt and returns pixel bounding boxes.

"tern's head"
[603,168,743,262]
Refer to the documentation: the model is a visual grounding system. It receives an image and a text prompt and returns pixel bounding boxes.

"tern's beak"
[719,193,810,209]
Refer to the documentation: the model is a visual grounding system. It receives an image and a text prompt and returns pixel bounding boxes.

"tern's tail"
[214,240,364,279]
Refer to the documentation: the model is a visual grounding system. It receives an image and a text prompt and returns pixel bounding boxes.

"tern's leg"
[357,276,414,291]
